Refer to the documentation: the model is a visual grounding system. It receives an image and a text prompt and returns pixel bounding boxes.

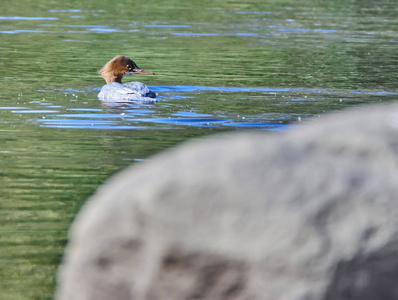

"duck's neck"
[105,74,123,84]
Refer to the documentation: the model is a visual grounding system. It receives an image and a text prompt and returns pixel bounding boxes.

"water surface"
[0,0,397,298]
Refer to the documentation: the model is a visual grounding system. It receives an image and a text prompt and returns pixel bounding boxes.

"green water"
[0,0,397,299]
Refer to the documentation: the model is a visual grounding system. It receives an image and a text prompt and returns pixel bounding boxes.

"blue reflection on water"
[48,9,106,13]
[153,85,292,92]
[0,107,29,110]
[12,110,60,114]
[36,118,149,130]
[172,32,219,36]
[143,24,191,28]
[49,9,82,13]
[55,113,124,119]
[5,85,397,131]
[150,85,398,96]
[0,16,58,20]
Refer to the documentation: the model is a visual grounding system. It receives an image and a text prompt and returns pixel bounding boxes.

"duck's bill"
[133,69,155,75]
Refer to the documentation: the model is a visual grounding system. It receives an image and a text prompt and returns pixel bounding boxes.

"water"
[0,0,397,299]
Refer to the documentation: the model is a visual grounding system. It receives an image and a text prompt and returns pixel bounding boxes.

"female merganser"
[97,56,157,103]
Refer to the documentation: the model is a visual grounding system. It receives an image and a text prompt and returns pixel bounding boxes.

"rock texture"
[56,103,398,300]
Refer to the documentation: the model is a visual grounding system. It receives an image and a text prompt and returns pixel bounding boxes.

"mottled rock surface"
[56,103,398,300]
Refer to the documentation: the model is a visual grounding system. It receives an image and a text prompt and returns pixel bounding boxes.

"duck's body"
[98,82,157,103]
[97,56,157,103]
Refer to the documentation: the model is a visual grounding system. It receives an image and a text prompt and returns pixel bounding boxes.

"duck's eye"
[127,65,132,70]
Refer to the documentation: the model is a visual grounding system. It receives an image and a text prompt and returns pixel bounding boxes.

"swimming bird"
[97,56,157,103]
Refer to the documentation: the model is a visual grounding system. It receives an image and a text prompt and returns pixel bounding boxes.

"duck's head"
[98,56,154,84]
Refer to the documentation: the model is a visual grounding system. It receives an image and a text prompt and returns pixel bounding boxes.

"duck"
[97,56,157,103]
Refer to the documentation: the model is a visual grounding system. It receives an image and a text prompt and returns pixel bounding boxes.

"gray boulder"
[56,103,398,300]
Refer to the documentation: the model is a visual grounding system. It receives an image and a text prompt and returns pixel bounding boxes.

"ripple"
[220,11,272,15]
[172,111,212,117]
[223,122,288,129]
[0,30,55,34]
[0,107,29,110]
[48,9,106,13]
[42,84,398,99]
[35,118,148,130]
[87,27,123,33]
[67,108,103,112]
[23,85,398,131]
[143,24,191,28]
[49,9,82,13]
[172,32,219,36]
[151,85,398,96]
[12,110,59,114]
[0,16,58,20]
[55,113,124,119]
[135,117,229,126]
